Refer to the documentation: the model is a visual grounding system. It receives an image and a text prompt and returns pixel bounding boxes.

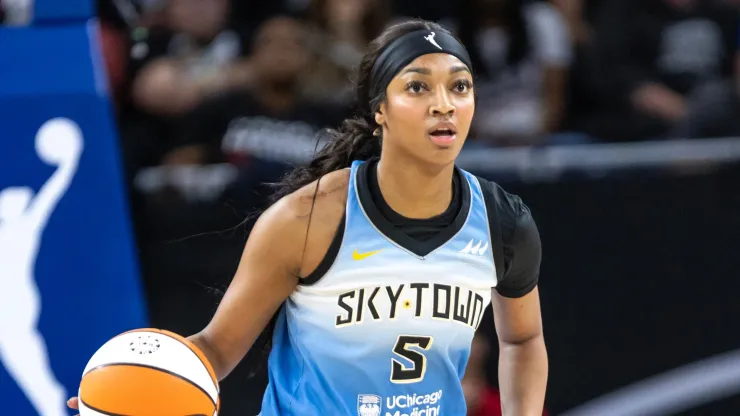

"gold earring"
[373,127,381,136]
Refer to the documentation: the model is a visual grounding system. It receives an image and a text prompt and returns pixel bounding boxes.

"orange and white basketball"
[78,328,220,416]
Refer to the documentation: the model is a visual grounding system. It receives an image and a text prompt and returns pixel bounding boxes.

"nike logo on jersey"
[352,248,383,261]
[459,239,488,256]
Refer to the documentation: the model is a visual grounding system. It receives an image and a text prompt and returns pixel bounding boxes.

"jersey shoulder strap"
[475,175,505,284]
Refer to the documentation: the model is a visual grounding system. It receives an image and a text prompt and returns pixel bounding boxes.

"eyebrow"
[401,65,471,75]
[450,65,471,74]
[402,67,431,75]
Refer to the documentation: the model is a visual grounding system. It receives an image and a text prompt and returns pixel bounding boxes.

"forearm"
[498,334,548,416]
[188,332,233,382]
[131,59,206,115]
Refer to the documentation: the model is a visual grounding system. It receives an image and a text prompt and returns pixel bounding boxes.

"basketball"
[77,328,220,416]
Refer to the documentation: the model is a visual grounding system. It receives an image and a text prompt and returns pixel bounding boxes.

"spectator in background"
[119,0,258,178]
[579,0,740,141]
[463,334,497,416]
[458,0,573,147]
[166,15,347,177]
[127,0,254,117]
[550,0,593,47]
[550,0,615,139]
[301,0,391,105]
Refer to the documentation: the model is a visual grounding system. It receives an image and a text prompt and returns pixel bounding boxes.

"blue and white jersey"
[260,160,498,416]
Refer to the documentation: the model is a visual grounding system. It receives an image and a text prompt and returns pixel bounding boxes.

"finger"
[67,397,79,409]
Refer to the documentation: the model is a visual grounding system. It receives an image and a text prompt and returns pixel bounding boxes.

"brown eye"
[453,79,472,93]
[405,81,427,94]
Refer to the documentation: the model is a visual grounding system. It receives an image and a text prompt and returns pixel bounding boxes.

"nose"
[429,88,455,117]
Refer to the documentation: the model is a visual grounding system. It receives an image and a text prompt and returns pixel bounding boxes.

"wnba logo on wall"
[0,117,83,416]
[358,394,382,416]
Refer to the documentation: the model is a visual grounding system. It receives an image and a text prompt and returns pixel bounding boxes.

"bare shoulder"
[280,168,350,221]
[255,169,350,276]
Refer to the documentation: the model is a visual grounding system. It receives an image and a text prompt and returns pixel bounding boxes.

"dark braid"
[268,117,381,203]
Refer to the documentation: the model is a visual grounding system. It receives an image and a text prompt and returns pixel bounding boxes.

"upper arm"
[198,199,304,373]
[483,182,544,344]
[495,198,542,299]
[492,287,543,344]
[197,171,349,376]
[492,213,543,344]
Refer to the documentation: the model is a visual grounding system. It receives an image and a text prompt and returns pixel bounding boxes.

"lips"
[428,122,457,147]
[430,129,454,136]
[428,122,457,136]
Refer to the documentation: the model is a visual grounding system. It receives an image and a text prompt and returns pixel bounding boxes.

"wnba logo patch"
[358,394,382,416]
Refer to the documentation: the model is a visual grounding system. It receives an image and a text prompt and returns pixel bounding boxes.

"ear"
[374,102,387,126]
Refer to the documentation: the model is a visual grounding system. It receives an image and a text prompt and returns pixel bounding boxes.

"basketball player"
[70,18,547,415]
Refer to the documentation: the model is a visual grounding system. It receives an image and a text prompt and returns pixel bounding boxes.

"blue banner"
[34,0,94,24]
[0,20,148,416]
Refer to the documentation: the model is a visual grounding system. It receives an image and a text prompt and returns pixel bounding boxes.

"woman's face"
[376,53,475,167]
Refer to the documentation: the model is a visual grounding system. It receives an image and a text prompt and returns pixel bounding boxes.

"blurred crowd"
[4,0,740,181]
[3,1,740,414]
[77,0,739,211]
[6,0,740,155]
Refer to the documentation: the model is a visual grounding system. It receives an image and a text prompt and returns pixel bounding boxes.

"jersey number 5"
[390,335,433,384]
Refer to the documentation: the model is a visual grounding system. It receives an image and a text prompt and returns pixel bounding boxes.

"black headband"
[369,29,473,99]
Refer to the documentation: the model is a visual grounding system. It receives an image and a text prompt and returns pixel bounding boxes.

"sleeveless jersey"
[259,160,498,416]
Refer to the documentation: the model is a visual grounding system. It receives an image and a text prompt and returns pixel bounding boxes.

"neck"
[376,151,455,219]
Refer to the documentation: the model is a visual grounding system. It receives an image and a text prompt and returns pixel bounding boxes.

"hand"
[67,397,79,415]
[631,83,687,121]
